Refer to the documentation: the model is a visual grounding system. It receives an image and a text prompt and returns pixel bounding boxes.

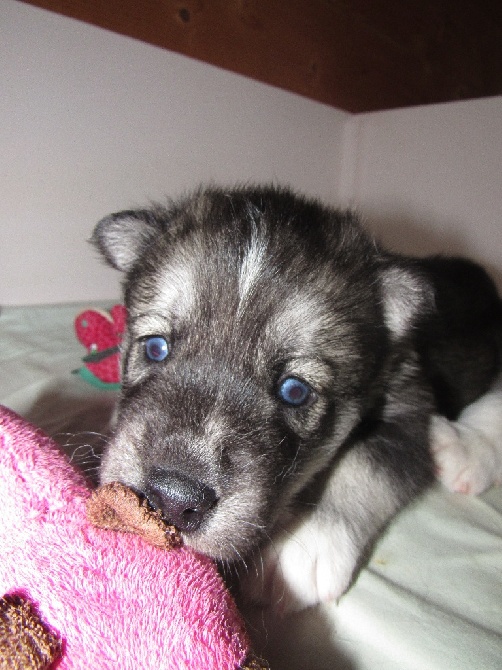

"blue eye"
[144,336,169,362]
[278,377,312,407]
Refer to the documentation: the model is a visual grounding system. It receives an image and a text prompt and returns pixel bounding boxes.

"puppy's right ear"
[91,209,164,272]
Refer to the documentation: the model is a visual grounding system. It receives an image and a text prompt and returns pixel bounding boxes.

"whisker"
[228,542,248,570]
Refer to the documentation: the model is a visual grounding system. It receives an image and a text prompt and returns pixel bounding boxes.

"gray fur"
[92,185,502,611]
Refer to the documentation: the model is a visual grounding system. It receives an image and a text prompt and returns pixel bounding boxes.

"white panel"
[1,1,348,305]
[347,97,502,287]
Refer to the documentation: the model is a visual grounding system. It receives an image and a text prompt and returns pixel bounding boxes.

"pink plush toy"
[0,405,265,670]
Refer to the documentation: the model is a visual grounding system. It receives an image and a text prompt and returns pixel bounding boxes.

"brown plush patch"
[86,482,182,549]
[0,595,62,670]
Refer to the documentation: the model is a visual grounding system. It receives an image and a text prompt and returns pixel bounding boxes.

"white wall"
[1,0,348,305]
[2,1,501,305]
[341,97,502,287]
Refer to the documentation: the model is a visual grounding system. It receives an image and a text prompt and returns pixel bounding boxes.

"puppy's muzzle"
[145,468,218,533]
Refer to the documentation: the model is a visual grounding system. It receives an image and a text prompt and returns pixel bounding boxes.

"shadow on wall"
[362,207,502,290]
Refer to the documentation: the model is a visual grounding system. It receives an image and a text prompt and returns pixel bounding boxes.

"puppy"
[91,185,502,613]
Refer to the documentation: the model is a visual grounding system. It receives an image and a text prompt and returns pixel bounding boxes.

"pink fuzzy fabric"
[0,405,250,669]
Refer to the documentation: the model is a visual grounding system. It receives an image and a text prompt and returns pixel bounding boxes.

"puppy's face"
[93,187,392,562]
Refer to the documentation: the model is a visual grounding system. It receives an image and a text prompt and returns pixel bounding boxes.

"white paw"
[430,415,501,495]
[241,515,357,615]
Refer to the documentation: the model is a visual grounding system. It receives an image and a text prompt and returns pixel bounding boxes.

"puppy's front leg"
[243,419,434,615]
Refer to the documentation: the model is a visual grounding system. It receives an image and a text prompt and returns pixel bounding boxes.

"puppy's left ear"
[379,261,434,339]
[91,209,165,273]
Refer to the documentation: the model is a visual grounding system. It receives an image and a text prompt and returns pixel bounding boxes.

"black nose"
[145,468,217,533]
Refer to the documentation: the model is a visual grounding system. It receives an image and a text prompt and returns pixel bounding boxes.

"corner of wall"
[336,114,362,208]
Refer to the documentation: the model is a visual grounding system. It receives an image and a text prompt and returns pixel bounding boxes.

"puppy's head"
[91,186,425,562]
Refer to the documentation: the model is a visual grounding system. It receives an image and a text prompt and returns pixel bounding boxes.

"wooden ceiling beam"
[18,0,502,112]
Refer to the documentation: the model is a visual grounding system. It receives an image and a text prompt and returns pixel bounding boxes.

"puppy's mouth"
[144,467,219,534]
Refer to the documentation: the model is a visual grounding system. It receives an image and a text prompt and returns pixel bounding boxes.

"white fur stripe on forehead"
[238,228,268,305]
[380,265,433,339]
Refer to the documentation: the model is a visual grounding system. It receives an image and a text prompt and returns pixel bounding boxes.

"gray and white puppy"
[92,185,502,613]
